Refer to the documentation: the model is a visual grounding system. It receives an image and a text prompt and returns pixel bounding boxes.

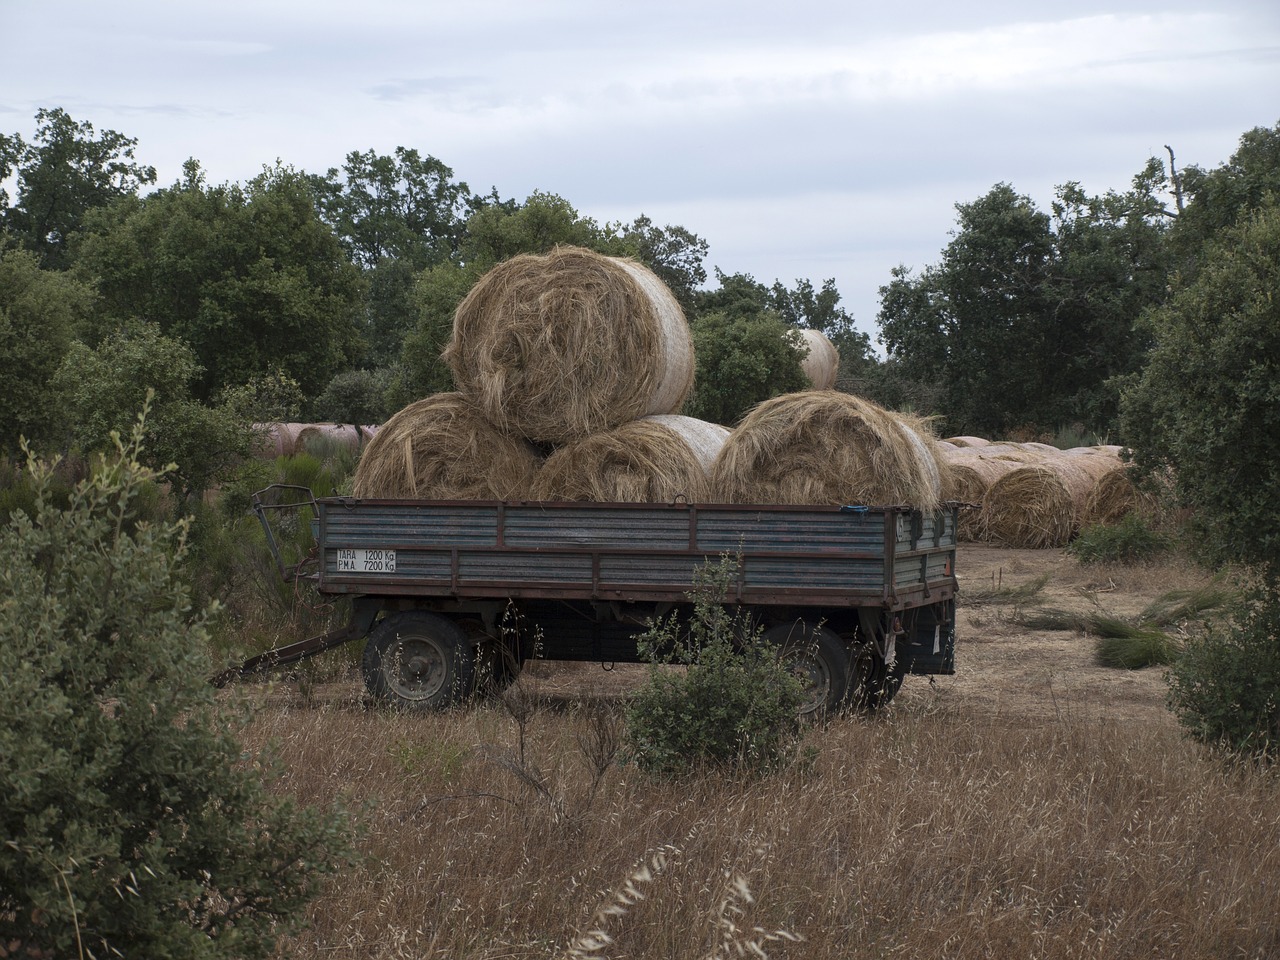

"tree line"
[3,107,1280,564]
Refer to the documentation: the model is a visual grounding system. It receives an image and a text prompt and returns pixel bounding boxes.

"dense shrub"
[0,418,350,958]
[1167,584,1280,759]
[1068,514,1173,565]
[623,556,805,776]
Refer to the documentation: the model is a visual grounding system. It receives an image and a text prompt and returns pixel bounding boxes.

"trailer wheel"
[362,612,475,709]
[764,622,851,717]
[849,639,906,710]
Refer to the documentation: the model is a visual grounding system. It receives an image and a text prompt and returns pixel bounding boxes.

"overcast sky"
[4,1,1279,343]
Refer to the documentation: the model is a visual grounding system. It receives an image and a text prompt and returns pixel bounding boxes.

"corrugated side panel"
[895,551,954,589]
[502,505,692,551]
[458,551,595,585]
[695,509,885,555]
[322,502,500,547]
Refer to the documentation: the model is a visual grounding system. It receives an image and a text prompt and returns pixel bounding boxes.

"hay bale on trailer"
[532,414,729,503]
[443,246,695,445]
[796,328,839,390]
[709,390,944,509]
[351,393,543,501]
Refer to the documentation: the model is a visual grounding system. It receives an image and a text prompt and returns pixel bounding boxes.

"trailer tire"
[764,621,851,717]
[849,639,906,710]
[362,612,475,709]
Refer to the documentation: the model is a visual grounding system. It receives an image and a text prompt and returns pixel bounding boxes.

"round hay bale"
[251,422,307,459]
[532,414,729,503]
[1081,466,1152,526]
[1017,441,1062,455]
[982,464,1075,548]
[443,246,695,444]
[940,453,1029,541]
[709,390,943,509]
[944,436,991,448]
[296,423,366,455]
[796,328,839,390]
[982,456,1108,548]
[351,393,542,501]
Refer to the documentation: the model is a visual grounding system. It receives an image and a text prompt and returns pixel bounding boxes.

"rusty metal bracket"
[251,484,321,582]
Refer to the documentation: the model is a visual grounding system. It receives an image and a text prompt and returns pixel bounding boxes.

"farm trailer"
[221,491,959,714]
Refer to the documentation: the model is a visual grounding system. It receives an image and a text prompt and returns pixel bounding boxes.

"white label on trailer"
[336,548,396,574]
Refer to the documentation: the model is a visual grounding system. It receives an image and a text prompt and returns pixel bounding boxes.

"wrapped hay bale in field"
[296,423,369,455]
[982,455,1112,548]
[532,414,729,503]
[351,393,542,500]
[252,422,307,459]
[796,328,839,390]
[709,390,943,509]
[444,246,695,445]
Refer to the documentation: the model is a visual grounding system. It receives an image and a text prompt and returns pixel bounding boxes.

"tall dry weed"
[241,677,1279,960]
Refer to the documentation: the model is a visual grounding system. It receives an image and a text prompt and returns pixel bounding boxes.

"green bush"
[1068,514,1173,565]
[0,418,351,958]
[1167,584,1280,759]
[1095,630,1181,669]
[623,556,805,777]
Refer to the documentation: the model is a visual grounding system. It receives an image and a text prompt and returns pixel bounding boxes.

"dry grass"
[351,393,543,500]
[531,415,729,503]
[709,391,944,509]
[242,679,1280,960]
[225,547,1279,960]
[443,247,695,445]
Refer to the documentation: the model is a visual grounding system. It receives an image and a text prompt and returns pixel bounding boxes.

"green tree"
[1170,120,1280,274]
[309,149,477,367]
[51,322,253,505]
[74,160,364,401]
[877,174,1170,436]
[309,147,473,270]
[684,309,808,426]
[0,107,156,269]
[1121,198,1280,576]
[607,214,709,313]
[0,246,95,450]
[0,417,349,958]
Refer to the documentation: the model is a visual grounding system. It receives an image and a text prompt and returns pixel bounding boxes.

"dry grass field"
[238,544,1280,959]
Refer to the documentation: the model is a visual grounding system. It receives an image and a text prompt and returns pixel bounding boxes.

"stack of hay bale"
[352,245,947,512]
[938,440,1149,547]
[353,246,715,503]
[250,422,377,459]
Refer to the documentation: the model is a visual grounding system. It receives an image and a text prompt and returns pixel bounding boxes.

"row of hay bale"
[938,438,1154,548]
[351,246,944,513]
[252,422,378,458]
